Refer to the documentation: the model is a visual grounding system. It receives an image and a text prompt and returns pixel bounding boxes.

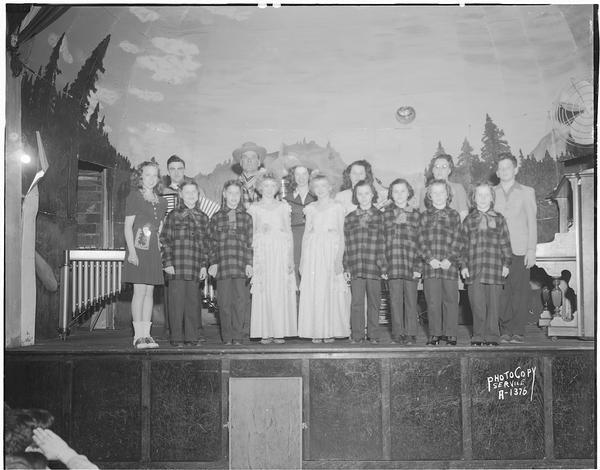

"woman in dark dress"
[123,161,168,349]
[284,165,316,288]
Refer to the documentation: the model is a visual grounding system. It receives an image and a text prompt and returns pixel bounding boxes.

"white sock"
[133,321,144,345]
[143,321,152,338]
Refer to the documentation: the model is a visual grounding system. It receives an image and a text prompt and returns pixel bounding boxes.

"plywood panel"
[150,360,222,461]
[229,377,302,469]
[471,356,544,460]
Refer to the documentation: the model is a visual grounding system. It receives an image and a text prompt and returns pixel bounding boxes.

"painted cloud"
[129,6,159,23]
[128,86,165,102]
[119,40,143,54]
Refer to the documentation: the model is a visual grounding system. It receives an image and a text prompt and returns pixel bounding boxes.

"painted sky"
[24,4,594,180]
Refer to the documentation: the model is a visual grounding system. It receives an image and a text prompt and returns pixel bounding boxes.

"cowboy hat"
[232,142,267,163]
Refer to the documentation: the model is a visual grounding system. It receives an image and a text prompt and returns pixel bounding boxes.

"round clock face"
[395,106,416,124]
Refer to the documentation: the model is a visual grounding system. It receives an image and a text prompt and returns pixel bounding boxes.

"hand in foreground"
[32,428,77,463]
[502,266,510,278]
[344,272,352,283]
[199,267,207,280]
[461,267,470,279]
[413,272,421,279]
[440,259,452,270]
[208,264,218,277]
[245,265,253,278]
[163,266,175,275]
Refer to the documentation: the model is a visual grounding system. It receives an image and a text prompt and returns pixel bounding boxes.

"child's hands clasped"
[163,266,175,275]
[429,258,441,269]
[245,265,253,278]
[461,267,470,279]
[199,267,207,280]
[440,259,451,270]
[502,266,510,278]
[343,272,351,283]
[412,271,421,279]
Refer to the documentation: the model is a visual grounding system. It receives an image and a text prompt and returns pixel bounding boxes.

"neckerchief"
[475,209,498,231]
[240,172,259,201]
[393,205,413,224]
[357,207,371,228]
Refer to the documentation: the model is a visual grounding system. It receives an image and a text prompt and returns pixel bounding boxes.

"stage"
[4,322,595,469]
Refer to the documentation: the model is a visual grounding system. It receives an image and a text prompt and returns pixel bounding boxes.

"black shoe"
[471,340,483,346]
[446,336,457,346]
[170,341,185,347]
[439,335,448,343]
[484,341,499,346]
[426,336,440,346]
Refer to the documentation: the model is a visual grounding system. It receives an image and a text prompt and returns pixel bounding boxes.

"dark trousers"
[499,254,529,336]
[424,278,458,337]
[388,279,418,338]
[218,278,250,343]
[467,279,501,342]
[168,280,200,342]
[350,278,381,340]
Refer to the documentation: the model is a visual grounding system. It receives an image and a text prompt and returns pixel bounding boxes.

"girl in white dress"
[298,174,351,343]
[248,174,297,344]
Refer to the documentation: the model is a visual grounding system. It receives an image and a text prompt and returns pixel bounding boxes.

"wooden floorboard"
[10,322,593,354]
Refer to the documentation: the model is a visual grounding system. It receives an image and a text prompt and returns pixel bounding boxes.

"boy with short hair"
[494,153,537,344]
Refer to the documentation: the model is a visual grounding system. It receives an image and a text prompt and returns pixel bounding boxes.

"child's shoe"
[369,338,379,344]
[446,336,457,346]
[134,337,149,349]
[426,336,440,346]
[484,341,498,346]
[323,338,335,343]
[405,335,416,345]
[260,338,273,345]
[273,338,285,344]
[170,341,185,347]
[510,334,524,344]
[470,340,483,346]
[312,338,323,344]
[349,338,362,344]
[145,337,159,349]
[499,334,511,344]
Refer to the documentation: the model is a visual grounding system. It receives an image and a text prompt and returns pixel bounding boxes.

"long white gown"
[298,201,351,339]
[248,201,298,339]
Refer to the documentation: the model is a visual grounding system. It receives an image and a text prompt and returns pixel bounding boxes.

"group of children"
[123,152,534,349]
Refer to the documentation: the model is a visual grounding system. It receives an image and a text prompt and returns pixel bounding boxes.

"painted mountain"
[529,130,567,160]
[194,139,348,202]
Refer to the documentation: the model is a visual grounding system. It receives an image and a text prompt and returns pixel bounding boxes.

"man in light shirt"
[493,153,537,344]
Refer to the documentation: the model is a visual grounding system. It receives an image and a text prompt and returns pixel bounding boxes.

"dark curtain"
[17,6,70,44]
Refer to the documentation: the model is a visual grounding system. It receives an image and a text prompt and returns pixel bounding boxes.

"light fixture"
[273,1,281,7]
[20,152,31,164]
[258,0,267,8]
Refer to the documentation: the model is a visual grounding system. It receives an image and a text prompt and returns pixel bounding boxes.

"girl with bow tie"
[383,178,422,345]
[418,179,462,346]
[343,180,386,344]
[458,182,512,346]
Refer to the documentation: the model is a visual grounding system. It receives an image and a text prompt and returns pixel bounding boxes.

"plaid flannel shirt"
[418,206,461,280]
[208,206,253,279]
[343,207,386,279]
[458,209,512,285]
[383,205,421,279]
[160,204,210,281]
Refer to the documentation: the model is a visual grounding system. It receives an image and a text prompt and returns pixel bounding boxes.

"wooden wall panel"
[309,359,382,460]
[229,377,302,469]
[71,359,142,461]
[390,357,462,460]
[150,360,221,462]
[553,354,596,459]
[470,356,544,460]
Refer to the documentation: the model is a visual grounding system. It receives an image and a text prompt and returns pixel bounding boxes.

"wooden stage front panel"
[4,342,595,469]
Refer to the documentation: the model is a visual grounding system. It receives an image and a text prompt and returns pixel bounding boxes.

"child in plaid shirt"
[343,180,386,343]
[160,181,209,347]
[208,180,253,345]
[418,179,462,346]
[459,182,511,346]
[383,178,421,345]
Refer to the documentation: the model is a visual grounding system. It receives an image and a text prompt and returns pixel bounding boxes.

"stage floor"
[15,320,593,354]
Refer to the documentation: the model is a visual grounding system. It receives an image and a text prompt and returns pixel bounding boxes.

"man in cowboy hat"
[232,142,267,208]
